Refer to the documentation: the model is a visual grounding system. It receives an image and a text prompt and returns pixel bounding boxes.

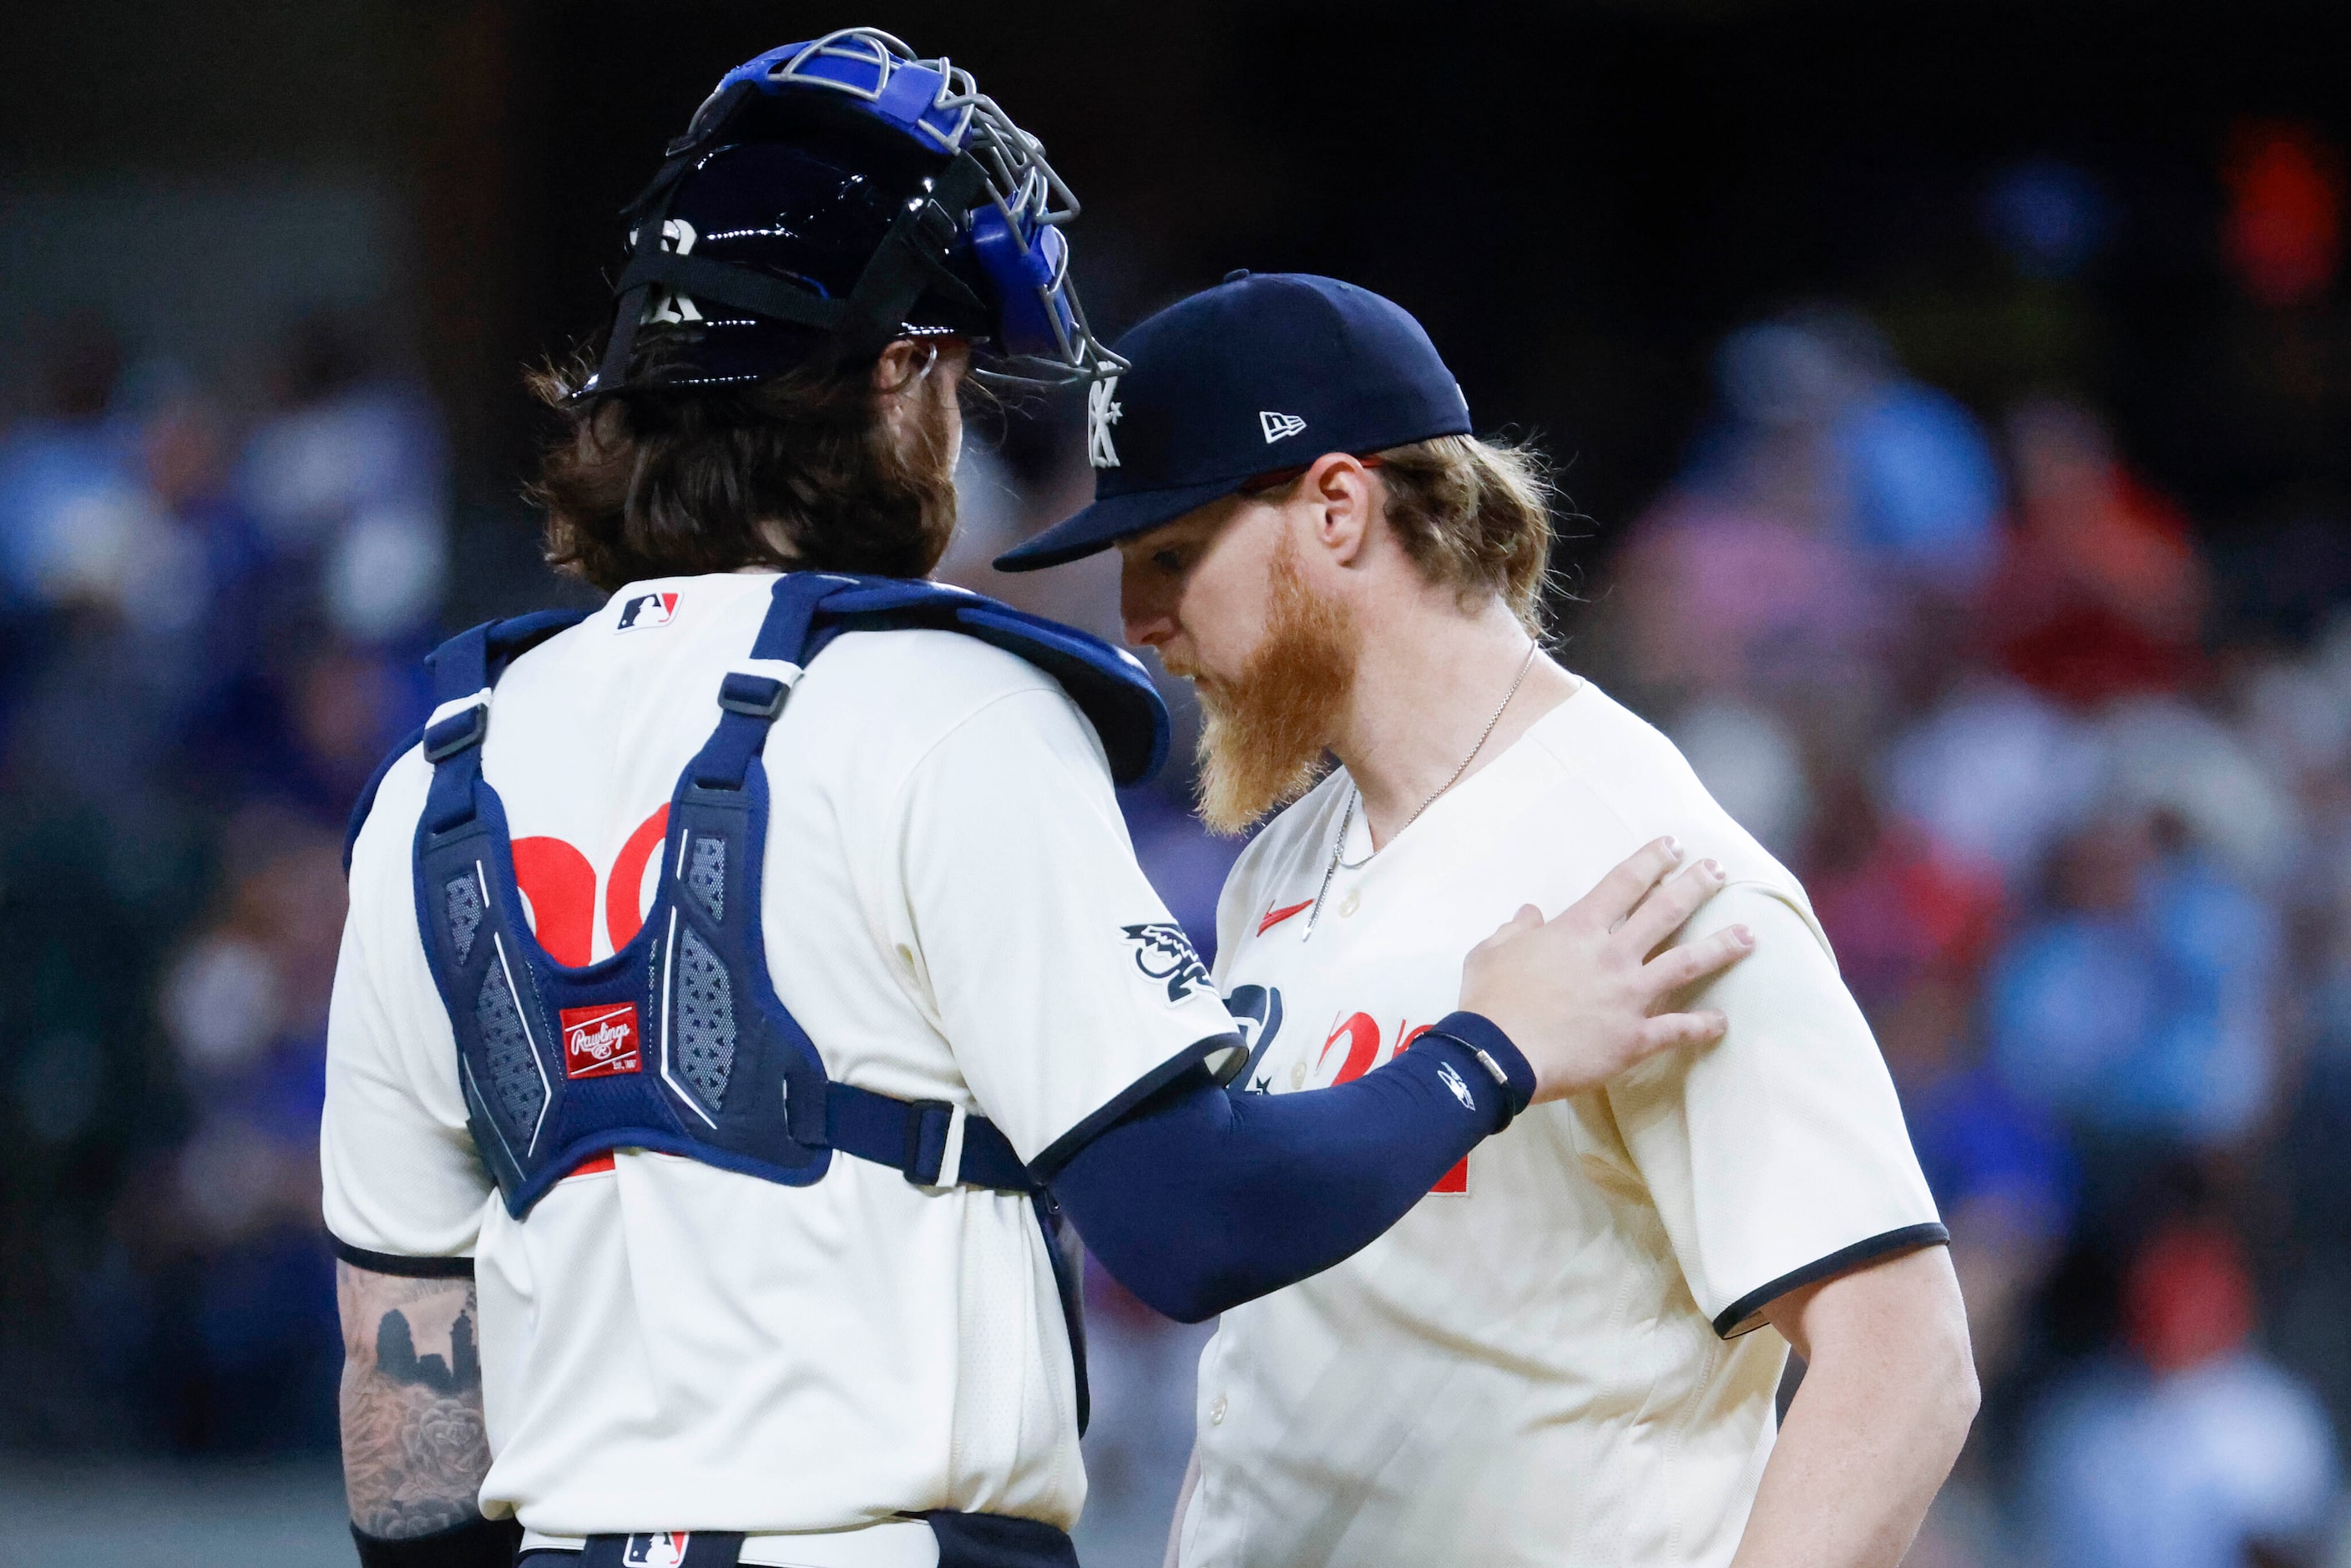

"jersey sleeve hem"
[332,1237,478,1279]
[1029,1029,1241,1181]
[1711,1222,1949,1338]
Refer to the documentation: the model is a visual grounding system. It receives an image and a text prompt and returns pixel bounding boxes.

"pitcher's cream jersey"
[1181,679,1944,1568]
[322,573,1238,1547]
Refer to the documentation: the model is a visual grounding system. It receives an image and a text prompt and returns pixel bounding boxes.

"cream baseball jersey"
[322,572,1238,1553]
[1180,679,1944,1568]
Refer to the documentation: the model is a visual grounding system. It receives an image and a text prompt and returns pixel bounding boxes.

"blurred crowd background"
[4,5,2349,1566]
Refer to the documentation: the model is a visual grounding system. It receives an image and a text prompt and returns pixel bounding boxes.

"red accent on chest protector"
[561,1002,643,1078]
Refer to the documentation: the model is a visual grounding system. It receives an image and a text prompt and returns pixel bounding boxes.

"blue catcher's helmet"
[579,28,1120,397]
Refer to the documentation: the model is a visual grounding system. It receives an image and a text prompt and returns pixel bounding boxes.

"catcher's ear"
[874,339,938,393]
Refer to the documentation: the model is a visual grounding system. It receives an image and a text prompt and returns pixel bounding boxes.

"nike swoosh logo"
[1258,900,1315,935]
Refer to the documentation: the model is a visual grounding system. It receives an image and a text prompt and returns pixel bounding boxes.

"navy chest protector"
[396,573,1168,1221]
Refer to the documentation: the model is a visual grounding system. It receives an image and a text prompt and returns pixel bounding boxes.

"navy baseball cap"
[992,271,1474,571]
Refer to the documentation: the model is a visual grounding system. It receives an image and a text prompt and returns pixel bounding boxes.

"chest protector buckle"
[402,574,1167,1218]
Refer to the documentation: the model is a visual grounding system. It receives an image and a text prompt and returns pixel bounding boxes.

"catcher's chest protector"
[403,573,1168,1221]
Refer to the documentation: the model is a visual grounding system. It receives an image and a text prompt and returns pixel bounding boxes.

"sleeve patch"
[1121,923,1213,1004]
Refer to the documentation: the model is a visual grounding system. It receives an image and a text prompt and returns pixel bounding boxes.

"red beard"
[1167,534,1359,836]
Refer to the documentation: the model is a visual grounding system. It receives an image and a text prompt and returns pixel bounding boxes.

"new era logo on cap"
[993,272,1475,573]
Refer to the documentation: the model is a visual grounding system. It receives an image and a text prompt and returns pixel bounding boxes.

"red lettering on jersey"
[512,837,595,967]
[560,1002,642,1078]
[607,806,670,950]
[1306,1013,1473,1194]
[509,807,671,965]
[1320,1012,1383,1085]
[1398,1023,1469,1192]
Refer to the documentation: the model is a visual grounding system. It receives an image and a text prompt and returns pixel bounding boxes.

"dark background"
[4,6,2348,1565]
[18,2,2343,565]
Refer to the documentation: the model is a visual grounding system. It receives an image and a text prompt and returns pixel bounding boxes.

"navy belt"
[823,1084,1036,1192]
[517,1511,1079,1568]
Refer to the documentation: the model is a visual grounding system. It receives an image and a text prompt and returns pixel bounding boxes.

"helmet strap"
[588,149,996,398]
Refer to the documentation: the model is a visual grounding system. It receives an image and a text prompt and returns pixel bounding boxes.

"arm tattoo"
[337,1261,493,1539]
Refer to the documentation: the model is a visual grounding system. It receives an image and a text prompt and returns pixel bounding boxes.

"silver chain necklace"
[1303,641,1540,938]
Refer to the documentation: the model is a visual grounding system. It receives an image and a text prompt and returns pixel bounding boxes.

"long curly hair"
[525,340,959,593]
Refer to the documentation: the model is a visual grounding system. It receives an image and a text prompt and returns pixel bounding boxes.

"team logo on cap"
[560,1003,642,1079]
[1260,410,1307,443]
[1122,922,1211,1004]
[1088,376,1123,468]
[617,592,678,630]
[622,1535,690,1567]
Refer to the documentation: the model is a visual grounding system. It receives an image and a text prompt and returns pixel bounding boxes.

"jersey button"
[1209,1394,1228,1425]
[1290,1061,1307,1090]
[1337,888,1361,918]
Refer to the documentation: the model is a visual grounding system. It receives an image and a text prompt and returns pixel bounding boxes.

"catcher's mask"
[576,28,1122,398]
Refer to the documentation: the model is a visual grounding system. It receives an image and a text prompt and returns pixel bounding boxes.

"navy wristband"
[1419,1011,1537,1124]
[351,1515,522,1568]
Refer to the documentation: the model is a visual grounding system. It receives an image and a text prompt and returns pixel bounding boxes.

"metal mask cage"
[700,27,1125,387]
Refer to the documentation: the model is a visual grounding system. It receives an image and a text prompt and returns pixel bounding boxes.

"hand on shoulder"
[1459,838,1755,1103]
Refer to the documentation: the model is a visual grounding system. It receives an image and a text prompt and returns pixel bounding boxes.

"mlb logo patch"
[622,1535,690,1567]
[560,1002,641,1079]
[617,591,679,630]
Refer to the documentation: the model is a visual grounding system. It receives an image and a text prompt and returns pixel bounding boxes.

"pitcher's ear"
[1306,453,1382,568]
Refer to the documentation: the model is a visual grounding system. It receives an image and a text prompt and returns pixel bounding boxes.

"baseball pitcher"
[993,271,1979,1568]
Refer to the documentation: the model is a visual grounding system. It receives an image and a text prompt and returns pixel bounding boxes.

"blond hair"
[1373,433,1557,632]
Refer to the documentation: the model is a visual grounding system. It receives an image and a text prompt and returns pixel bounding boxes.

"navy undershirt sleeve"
[1049,1012,1537,1323]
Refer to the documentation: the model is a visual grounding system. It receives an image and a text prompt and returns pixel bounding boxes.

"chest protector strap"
[408,574,1169,1222]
